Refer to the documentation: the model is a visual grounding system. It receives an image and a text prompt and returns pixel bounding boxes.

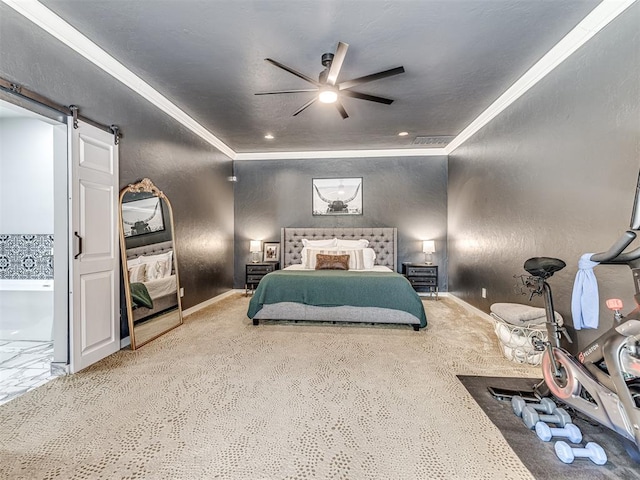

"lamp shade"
[422,240,435,254]
[250,240,262,253]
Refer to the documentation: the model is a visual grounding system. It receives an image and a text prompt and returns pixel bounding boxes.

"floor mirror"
[119,178,183,349]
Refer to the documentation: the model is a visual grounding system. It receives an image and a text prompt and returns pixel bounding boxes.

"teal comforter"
[247,270,427,328]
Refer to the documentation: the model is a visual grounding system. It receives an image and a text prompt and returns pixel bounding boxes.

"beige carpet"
[1,295,541,479]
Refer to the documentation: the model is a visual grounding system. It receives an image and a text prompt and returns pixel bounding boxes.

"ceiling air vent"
[412,136,454,147]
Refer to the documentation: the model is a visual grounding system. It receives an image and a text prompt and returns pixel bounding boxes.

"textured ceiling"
[31,1,601,154]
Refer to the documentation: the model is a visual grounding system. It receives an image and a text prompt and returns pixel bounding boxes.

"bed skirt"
[252,302,421,327]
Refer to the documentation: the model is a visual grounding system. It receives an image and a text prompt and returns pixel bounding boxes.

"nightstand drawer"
[247,274,268,283]
[408,277,437,286]
[406,266,437,276]
[247,264,275,274]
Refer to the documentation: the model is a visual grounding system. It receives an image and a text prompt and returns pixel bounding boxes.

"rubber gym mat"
[458,375,640,480]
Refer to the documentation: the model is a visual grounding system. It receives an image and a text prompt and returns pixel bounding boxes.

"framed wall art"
[263,242,281,262]
[312,177,362,216]
[121,196,166,237]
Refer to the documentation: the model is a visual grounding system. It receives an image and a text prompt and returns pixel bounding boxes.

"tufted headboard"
[125,240,173,261]
[281,227,397,271]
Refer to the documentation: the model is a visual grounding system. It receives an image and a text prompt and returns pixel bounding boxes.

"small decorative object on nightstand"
[403,263,438,299]
[245,262,279,295]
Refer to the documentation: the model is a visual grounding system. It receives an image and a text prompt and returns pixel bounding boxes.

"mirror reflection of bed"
[126,240,178,322]
[119,178,183,349]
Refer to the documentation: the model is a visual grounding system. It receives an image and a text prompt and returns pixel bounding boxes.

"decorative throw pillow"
[140,251,173,278]
[315,253,350,270]
[144,260,167,281]
[303,247,367,269]
[128,263,146,283]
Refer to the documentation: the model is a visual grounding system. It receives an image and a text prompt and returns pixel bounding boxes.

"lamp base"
[424,253,433,265]
[251,252,261,263]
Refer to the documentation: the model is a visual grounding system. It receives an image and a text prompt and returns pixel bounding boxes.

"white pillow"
[362,248,376,269]
[140,251,173,279]
[301,238,337,248]
[301,247,376,270]
[336,238,369,248]
[128,263,146,283]
[127,256,142,268]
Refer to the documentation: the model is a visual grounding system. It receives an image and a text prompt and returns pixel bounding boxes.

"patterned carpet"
[0,294,541,479]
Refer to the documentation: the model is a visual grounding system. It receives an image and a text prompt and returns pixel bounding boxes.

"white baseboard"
[446,293,494,324]
[418,291,449,298]
[182,289,243,317]
[120,336,130,348]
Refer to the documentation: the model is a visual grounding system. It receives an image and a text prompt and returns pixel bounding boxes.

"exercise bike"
[523,230,640,459]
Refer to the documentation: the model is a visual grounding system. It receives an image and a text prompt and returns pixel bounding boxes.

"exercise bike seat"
[524,257,567,279]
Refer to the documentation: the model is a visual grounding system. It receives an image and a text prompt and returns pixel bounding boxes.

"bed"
[125,240,178,323]
[248,227,427,330]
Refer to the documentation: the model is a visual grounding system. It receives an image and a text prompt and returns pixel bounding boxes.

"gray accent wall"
[0,6,235,317]
[447,4,640,350]
[233,156,448,288]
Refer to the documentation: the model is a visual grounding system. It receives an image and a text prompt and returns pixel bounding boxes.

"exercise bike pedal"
[533,339,547,351]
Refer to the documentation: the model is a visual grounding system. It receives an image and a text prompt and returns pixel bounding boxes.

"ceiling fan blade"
[338,66,405,90]
[335,101,349,119]
[292,97,318,116]
[326,41,348,85]
[255,89,318,95]
[340,90,394,105]
[265,58,320,86]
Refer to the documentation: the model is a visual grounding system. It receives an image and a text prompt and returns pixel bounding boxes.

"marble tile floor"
[0,340,59,406]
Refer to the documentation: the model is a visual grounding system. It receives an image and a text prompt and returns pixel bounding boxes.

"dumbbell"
[535,421,582,443]
[521,405,571,429]
[512,395,556,417]
[554,441,607,465]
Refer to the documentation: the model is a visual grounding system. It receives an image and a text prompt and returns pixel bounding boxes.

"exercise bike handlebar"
[590,231,637,263]
[608,245,640,263]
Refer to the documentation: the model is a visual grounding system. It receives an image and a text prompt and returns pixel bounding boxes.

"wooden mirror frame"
[119,178,183,349]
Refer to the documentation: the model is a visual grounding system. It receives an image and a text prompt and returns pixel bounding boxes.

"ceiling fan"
[256,42,405,119]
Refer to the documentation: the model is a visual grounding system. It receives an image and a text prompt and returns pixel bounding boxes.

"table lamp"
[250,240,262,263]
[422,240,435,265]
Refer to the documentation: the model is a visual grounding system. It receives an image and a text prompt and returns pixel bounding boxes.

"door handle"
[74,231,83,259]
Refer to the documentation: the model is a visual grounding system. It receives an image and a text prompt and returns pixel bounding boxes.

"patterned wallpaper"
[0,235,54,280]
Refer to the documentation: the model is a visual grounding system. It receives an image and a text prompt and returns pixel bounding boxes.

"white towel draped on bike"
[571,253,600,329]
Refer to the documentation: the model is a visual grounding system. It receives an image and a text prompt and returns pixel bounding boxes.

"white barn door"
[70,120,119,373]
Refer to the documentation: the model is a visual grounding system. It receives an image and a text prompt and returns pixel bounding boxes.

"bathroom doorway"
[0,99,68,404]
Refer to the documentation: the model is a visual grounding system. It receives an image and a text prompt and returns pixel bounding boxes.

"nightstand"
[245,262,278,295]
[402,263,438,299]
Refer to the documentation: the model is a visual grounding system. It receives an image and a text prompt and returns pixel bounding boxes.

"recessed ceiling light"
[398,131,409,136]
[264,134,274,140]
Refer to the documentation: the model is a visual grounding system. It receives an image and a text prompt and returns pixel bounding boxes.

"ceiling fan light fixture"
[318,89,338,104]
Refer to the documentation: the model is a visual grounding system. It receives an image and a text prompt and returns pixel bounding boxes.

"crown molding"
[1,0,236,159]
[234,147,446,161]
[444,0,636,155]
[5,0,635,162]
